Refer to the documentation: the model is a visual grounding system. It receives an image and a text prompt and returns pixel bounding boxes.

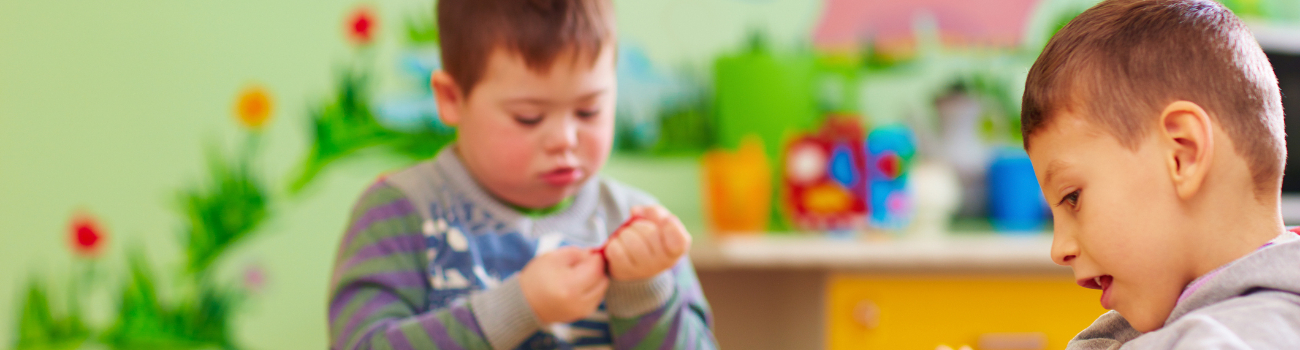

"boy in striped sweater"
[327,1,716,349]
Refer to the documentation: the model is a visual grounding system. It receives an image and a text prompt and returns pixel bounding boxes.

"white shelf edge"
[690,232,1069,273]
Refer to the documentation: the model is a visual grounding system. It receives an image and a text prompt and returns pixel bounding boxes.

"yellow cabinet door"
[827,274,1106,350]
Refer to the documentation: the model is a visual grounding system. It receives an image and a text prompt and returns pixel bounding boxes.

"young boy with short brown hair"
[1023,0,1300,347]
[327,1,717,349]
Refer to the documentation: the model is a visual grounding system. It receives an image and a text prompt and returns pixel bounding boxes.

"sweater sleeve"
[328,181,498,350]
[605,258,718,350]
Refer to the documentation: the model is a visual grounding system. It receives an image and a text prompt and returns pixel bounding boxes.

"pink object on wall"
[812,0,1039,51]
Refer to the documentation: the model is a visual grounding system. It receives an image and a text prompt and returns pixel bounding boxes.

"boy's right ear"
[431,71,464,127]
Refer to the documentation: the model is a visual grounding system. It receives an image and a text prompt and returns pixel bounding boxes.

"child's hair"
[1021,0,1285,193]
[436,0,614,97]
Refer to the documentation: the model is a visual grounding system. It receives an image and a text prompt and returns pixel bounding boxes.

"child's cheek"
[466,120,541,188]
[579,118,614,165]
[508,131,539,161]
[491,119,541,165]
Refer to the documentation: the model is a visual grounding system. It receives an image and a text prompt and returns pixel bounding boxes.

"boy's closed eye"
[514,114,544,126]
[513,109,599,126]
[575,108,600,119]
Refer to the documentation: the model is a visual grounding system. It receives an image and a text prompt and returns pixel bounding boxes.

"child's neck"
[507,196,575,218]
[1186,187,1285,277]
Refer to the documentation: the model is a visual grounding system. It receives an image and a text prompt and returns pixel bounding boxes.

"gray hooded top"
[1067,233,1300,349]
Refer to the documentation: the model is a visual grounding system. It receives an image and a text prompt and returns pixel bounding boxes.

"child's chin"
[535,185,579,202]
[540,178,586,193]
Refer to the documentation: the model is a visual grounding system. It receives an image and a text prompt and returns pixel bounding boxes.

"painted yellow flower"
[234,85,273,130]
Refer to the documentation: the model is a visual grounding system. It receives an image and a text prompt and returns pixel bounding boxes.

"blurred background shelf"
[690,232,1065,272]
[689,232,1093,350]
[1250,21,1300,54]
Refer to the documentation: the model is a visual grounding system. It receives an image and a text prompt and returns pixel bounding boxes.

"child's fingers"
[580,273,610,305]
[605,241,636,275]
[613,235,644,265]
[637,205,671,224]
[621,223,660,258]
[661,218,690,257]
[546,246,588,266]
[572,252,607,287]
[627,221,662,258]
[629,206,648,218]
[578,249,604,266]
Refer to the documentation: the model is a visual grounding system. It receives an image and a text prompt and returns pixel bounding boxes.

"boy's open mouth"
[1078,275,1114,309]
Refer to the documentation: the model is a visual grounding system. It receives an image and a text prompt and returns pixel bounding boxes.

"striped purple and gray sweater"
[328,148,717,350]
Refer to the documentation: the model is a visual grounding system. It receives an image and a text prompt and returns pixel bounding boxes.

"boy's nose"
[1050,229,1079,266]
[542,118,579,152]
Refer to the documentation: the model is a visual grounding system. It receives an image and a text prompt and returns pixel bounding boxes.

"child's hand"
[520,247,609,324]
[604,205,692,281]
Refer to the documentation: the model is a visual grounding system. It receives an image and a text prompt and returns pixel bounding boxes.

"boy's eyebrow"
[501,89,609,107]
[575,88,608,101]
[502,98,550,107]
[1042,160,1066,187]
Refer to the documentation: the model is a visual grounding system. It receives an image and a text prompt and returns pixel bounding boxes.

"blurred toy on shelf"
[867,125,917,230]
[714,32,819,162]
[909,160,961,240]
[703,136,772,234]
[934,86,993,219]
[987,147,1049,232]
[783,116,870,232]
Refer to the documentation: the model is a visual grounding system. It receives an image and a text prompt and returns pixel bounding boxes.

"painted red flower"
[68,212,106,257]
[347,6,377,45]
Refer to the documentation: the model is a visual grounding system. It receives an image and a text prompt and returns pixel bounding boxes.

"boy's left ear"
[1160,101,1215,200]
[431,71,464,127]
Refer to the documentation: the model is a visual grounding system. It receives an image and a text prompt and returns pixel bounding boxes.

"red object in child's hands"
[597,215,644,274]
